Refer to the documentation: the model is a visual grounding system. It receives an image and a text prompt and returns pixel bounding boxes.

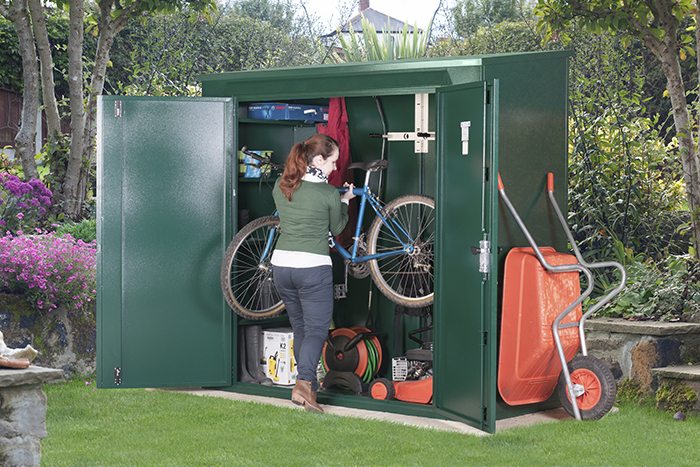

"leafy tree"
[0,17,21,93]
[105,2,321,96]
[567,29,688,262]
[451,0,535,37]
[430,17,549,56]
[534,0,700,258]
[232,0,297,29]
[0,0,216,221]
[431,18,689,261]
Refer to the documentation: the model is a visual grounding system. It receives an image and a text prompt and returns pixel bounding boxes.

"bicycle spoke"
[369,195,435,306]
[221,216,285,319]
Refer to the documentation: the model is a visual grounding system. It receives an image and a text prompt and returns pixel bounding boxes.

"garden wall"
[585,318,700,392]
[0,294,95,376]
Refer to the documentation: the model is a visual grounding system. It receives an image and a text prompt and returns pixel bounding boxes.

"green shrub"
[655,379,698,414]
[54,218,96,243]
[617,378,644,404]
[592,253,700,321]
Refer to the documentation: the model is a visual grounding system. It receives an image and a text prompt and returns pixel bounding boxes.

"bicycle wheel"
[367,194,435,307]
[220,216,285,320]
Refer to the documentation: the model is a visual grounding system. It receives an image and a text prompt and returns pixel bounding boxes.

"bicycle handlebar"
[240,146,285,171]
[337,187,364,196]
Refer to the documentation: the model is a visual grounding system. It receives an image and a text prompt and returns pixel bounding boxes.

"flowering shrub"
[0,172,52,235]
[0,232,96,314]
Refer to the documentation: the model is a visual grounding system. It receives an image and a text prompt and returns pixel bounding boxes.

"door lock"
[471,236,491,278]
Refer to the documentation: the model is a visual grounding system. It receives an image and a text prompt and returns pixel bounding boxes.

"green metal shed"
[97,51,572,433]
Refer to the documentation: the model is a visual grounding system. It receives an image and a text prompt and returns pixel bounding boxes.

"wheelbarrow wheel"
[558,356,617,420]
[370,378,395,400]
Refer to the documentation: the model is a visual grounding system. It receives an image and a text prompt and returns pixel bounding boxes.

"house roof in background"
[323,8,420,38]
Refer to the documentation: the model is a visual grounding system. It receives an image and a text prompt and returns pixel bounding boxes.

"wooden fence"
[0,89,71,150]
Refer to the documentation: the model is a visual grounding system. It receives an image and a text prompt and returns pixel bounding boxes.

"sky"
[296,0,448,31]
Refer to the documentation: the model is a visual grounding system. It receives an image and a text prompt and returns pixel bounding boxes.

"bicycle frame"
[259,177,418,268]
[332,184,415,264]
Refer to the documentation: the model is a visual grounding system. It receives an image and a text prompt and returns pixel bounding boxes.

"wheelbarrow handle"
[547,172,554,192]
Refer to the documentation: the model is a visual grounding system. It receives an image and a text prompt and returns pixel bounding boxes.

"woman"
[272,133,355,412]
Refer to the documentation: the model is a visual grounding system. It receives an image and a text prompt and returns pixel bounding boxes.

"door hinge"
[482,406,488,422]
[114,367,122,386]
[484,166,489,182]
[486,90,491,105]
[114,100,122,118]
[482,330,488,347]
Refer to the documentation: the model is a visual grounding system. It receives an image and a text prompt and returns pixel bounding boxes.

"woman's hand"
[341,182,356,200]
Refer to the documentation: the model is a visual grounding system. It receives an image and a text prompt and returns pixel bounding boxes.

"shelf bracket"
[377,93,435,153]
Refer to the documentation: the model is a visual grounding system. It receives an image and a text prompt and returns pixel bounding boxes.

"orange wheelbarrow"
[498,173,627,420]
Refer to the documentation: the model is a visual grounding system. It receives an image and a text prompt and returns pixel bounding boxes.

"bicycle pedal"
[334,284,347,299]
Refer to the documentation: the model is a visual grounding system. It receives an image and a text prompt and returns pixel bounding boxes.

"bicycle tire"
[367,194,435,308]
[220,216,286,320]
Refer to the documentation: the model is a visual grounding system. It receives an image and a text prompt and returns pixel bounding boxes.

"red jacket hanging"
[317,98,357,249]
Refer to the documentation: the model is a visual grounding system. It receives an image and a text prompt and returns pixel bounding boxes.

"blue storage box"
[248,103,329,123]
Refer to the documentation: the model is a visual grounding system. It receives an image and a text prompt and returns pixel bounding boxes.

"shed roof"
[198,51,572,101]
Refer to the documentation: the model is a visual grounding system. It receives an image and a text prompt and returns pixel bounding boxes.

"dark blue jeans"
[273,265,333,391]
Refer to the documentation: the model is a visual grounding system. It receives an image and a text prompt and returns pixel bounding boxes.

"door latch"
[471,235,491,279]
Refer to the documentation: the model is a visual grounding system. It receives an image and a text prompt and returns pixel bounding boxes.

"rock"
[631,340,681,392]
[0,367,63,467]
[601,357,623,379]
[674,411,686,421]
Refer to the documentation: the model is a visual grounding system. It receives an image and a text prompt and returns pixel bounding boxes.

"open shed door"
[434,81,499,432]
[97,96,234,388]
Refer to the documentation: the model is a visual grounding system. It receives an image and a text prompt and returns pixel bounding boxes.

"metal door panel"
[97,96,234,388]
[434,81,498,432]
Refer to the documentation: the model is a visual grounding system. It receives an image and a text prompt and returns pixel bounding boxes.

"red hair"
[279,134,339,201]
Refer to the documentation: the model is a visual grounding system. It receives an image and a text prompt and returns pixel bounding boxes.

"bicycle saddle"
[348,159,389,172]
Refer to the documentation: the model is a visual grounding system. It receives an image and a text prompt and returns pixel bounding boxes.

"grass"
[43,378,700,466]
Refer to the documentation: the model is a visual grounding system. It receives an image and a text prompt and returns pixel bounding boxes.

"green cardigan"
[272,178,349,256]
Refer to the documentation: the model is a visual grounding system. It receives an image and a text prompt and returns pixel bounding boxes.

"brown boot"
[291,379,324,413]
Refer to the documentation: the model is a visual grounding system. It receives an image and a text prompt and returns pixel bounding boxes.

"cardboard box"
[238,150,272,178]
[262,328,297,386]
[248,103,329,123]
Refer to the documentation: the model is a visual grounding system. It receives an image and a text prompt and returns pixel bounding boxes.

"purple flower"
[3,181,22,196]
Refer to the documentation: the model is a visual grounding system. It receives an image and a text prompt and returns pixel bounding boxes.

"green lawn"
[43,378,700,466]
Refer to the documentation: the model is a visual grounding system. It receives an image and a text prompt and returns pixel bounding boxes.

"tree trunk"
[4,0,39,180]
[80,7,119,205]
[27,0,61,140]
[63,0,87,219]
[77,1,138,211]
[640,12,700,258]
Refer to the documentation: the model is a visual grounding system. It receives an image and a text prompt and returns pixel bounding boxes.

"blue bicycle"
[221,153,435,320]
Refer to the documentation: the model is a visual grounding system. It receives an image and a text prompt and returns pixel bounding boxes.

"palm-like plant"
[334,15,431,62]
